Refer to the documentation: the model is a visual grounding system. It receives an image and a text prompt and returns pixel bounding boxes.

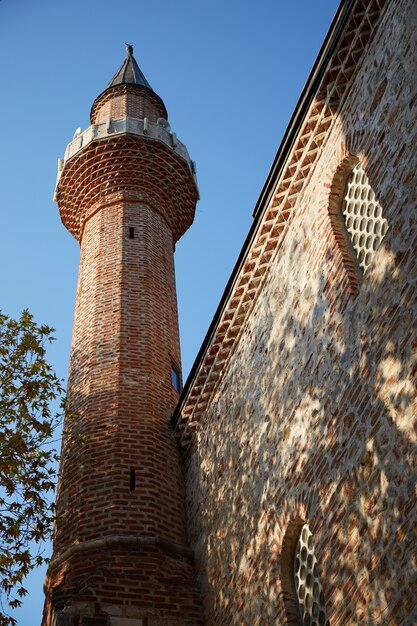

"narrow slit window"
[171,365,182,393]
[129,469,136,491]
[129,227,135,239]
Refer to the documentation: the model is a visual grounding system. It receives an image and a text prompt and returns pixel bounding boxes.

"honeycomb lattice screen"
[294,524,330,626]
[342,162,388,273]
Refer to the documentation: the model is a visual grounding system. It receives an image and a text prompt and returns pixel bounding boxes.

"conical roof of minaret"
[90,44,168,123]
[107,44,153,91]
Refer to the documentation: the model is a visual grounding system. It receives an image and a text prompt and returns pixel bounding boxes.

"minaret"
[42,46,202,626]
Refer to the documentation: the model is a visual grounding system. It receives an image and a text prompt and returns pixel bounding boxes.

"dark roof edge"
[253,0,356,218]
[172,0,356,429]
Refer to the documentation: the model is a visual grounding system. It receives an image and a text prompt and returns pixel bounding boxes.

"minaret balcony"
[54,116,197,198]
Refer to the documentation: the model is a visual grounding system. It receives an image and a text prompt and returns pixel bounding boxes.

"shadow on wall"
[184,6,417,622]
[188,191,417,625]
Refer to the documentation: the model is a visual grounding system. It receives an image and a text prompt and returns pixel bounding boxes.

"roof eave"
[171,0,356,430]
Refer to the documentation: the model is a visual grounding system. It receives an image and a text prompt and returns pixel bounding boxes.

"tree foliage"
[0,310,65,625]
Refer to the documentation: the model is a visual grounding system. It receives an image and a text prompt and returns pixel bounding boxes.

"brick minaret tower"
[42,46,202,626]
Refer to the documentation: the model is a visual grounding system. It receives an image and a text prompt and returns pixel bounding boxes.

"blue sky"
[0,0,339,622]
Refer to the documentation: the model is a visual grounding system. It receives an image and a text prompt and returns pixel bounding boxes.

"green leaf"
[0,309,64,623]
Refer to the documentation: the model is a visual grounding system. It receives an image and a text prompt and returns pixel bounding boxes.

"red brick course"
[42,74,202,625]
[90,85,167,125]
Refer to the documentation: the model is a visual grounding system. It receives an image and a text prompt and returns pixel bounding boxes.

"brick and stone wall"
[180,1,417,624]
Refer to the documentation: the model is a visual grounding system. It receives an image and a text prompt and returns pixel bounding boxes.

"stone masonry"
[176,0,417,624]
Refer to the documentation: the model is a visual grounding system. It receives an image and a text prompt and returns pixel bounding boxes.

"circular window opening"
[294,524,330,626]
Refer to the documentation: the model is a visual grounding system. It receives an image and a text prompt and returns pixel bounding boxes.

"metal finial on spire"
[104,44,157,95]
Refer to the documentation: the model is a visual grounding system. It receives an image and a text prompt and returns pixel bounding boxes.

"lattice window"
[342,162,388,273]
[294,524,329,626]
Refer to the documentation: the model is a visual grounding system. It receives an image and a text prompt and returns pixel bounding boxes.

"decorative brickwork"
[293,524,329,626]
[42,54,203,625]
[176,0,417,624]
[41,3,417,625]
[175,0,389,447]
[56,134,197,243]
[90,84,167,125]
[341,161,388,273]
